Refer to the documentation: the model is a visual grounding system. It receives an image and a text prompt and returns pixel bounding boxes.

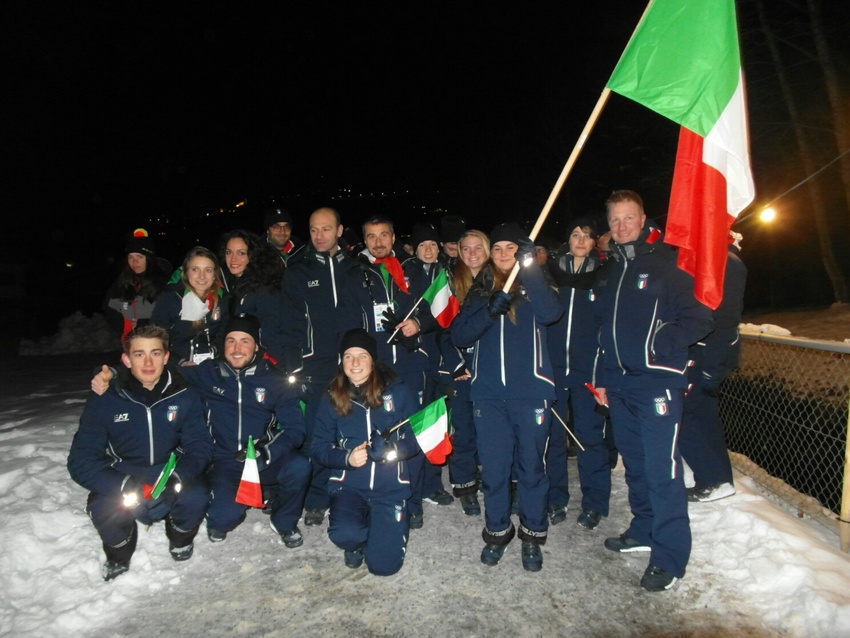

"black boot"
[102,524,138,581]
[165,517,199,562]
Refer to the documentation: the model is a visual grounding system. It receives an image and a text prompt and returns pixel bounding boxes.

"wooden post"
[840,395,850,552]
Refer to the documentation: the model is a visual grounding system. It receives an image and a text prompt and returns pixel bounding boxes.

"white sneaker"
[687,482,736,502]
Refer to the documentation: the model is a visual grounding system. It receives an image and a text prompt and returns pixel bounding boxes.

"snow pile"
[739,322,793,336]
[19,312,119,356]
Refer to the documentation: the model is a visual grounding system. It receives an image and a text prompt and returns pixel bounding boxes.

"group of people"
[74,190,746,591]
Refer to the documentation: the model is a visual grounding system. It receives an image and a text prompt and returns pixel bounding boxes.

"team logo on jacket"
[637,274,649,290]
[211,306,221,320]
[588,290,596,301]
[395,504,404,522]
[255,388,266,403]
[383,394,394,412]
[535,408,545,425]
[654,397,668,415]
[307,279,319,287]
[167,406,179,421]
[114,413,129,422]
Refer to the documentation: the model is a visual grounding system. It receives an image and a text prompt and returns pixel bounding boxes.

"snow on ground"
[2,313,850,637]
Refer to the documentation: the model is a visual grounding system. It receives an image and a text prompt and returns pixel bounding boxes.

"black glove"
[516,235,537,268]
[367,430,399,464]
[487,291,512,317]
[141,474,181,523]
[381,308,400,333]
[235,439,271,464]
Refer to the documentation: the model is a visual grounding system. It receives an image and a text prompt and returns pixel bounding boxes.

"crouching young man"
[68,325,213,581]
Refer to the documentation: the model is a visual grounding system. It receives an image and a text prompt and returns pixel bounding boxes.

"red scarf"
[374,256,409,293]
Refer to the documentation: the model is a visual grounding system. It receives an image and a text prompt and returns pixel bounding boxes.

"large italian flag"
[606,0,755,310]
[409,397,452,465]
[235,436,264,508]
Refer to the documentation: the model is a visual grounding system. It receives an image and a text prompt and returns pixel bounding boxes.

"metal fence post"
[842,394,850,552]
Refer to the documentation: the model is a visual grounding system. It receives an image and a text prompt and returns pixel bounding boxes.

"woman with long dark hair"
[151,246,228,365]
[310,328,420,576]
[219,230,285,363]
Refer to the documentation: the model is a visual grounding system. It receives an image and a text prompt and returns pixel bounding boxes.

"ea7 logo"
[113,413,129,422]
[307,280,320,288]
[212,386,225,395]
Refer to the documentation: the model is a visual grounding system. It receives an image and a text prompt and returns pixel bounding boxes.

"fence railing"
[719,329,850,550]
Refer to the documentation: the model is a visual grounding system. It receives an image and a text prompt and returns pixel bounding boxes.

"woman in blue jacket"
[311,329,421,576]
[451,223,562,572]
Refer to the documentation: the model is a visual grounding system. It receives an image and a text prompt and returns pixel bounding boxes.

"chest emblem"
[167,405,179,421]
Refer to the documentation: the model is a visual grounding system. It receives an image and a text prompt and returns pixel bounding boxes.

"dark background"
[2,1,849,337]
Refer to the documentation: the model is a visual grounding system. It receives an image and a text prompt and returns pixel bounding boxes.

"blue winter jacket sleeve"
[67,396,129,495]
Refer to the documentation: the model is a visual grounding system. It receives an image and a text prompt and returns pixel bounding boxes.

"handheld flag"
[409,397,452,465]
[143,452,177,500]
[421,269,460,328]
[235,436,264,508]
[606,0,754,309]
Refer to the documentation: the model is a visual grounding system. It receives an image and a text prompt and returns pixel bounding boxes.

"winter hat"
[440,215,467,243]
[264,207,293,230]
[125,228,156,259]
[566,215,602,240]
[339,328,378,362]
[411,223,441,249]
[489,222,525,246]
[224,313,261,344]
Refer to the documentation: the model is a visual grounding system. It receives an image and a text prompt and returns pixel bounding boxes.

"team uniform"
[451,262,563,555]
[311,379,421,575]
[68,366,213,569]
[594,222,713,581]
[151,286,229,365]
[180,356,310,539]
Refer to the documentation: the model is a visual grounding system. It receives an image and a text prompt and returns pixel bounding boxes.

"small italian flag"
[421,269,460,329]
[409,397,452,465]
[143,452,177,500]
[606,0,755,310]
[235,436,264,508]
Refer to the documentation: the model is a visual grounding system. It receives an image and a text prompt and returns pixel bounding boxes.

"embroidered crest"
[588,290,596,301]
[535,408,545,425]
[637,274,649,290]
[211,306,221,321]
[395,504,404,522]
[255,387,266,403]
[382,394,394,412]
[167,405,179,422]
[654,397,668,416]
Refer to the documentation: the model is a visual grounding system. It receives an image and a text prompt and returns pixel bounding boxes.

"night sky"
[3,1,850,328]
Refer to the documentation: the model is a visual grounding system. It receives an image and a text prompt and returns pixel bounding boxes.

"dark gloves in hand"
[367,430,399,464]
[516,236,537,268]
[381,308,400,333]
[487,291,512,317]
[235,441,271,464]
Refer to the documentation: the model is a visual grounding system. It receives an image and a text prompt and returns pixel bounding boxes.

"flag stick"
[501,87,612,292]
[550,408,585,452]
[382,417,411,437]
[386,297,425,344]
[500,1,657,293]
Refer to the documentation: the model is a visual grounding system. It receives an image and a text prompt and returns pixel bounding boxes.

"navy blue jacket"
[68,367,213,495]
[594,224,714,390]
[547,248,605,387]
[451,263,563,401]
[150,287,229,365]
[223,274,286,365]
[341,252,431,377]
[180,357,305,465]
[280,248,360,382]
[311,379,420,498]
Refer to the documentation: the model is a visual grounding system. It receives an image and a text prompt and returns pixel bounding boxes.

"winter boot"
[165,517,199,561]
[102,524,138,581]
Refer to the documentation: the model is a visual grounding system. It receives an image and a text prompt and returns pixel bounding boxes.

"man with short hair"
[92,315,310,548]
[264,207,305,265]
[69,325,213,581]
[593,190,713,592]
[439,215,466,267]
[281,207,361,525]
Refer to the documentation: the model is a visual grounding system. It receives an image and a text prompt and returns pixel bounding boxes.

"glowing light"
[760,208,776,223]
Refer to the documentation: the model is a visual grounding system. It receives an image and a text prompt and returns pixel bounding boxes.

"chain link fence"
[719,330,850,549]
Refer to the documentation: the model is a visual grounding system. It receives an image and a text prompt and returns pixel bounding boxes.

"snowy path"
[2,354,850,637]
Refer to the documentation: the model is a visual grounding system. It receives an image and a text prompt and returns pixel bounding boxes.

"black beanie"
[489,222,525,245]
[411,223,441,250]
[566,215,602,240]
[264,207,293,230]
[440,215,467,243]
[224,313,262,344]
[339,328,378,362]
[125,229,156,259]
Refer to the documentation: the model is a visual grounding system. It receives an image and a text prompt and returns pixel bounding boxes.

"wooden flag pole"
[386,296,425,344]
[502,87,612,292]
[550,408,586,452]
